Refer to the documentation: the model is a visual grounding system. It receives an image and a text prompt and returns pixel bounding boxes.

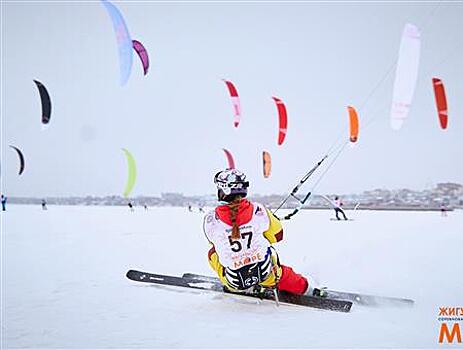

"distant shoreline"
[298,206,453,212]
[3,202,454,212]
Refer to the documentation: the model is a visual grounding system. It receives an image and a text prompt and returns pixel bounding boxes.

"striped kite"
[223,79,241,128]
[432,78,448,130]
[272,96,288,146]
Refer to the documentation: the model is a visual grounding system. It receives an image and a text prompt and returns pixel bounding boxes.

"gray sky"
[2,1,462,197]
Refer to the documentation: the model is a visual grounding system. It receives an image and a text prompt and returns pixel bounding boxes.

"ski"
[182,273,414,308]
[126,270,352,313]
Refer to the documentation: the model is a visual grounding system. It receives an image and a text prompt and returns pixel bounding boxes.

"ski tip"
[387,298,415,307]
[337,300,353,313]
[126,269,142,280]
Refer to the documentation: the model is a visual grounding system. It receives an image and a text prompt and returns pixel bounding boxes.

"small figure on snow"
[188,204,193,212]
[440,202,448,217]
[1,194,7,211]
[144,204,148,211]
[334,196,348,220]
[203,169,323,297]
[41,199,48,210]
[128,202,134,212]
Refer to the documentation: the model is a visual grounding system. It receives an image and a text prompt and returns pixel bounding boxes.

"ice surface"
[2,205,462,348]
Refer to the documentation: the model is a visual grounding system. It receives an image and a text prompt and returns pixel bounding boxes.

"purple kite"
[132,40,149,75]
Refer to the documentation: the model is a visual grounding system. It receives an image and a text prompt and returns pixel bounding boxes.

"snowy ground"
[2,204,462,348]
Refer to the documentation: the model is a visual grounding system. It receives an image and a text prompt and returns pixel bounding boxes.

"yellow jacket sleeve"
[208,246,221,273]
[263,209,284,244]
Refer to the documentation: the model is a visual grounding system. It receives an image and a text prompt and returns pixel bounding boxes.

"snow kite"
[390,23,421,130]
[432,78,448,130]
[347,106,359,143]
[9,145,25,175]
[132,40,149,75]
[222,148,235,169]
[223,80,241,128]
[272,96,288,146]
[122,148,137,197]
[101,0,133,86]
[262,151,271,178]
[33,80,51,125]
[319,194,337,209]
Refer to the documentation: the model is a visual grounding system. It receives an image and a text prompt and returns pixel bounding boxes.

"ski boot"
[222,284,269,297]
[312,287,328,298]
[251,284,275,299]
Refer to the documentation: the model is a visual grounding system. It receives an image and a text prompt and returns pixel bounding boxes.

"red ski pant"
[277,265,309,295]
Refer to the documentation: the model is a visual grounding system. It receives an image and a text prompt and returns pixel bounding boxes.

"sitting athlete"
[203,168,321,296]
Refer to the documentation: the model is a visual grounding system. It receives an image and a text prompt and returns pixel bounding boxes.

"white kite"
[390,24,421,130]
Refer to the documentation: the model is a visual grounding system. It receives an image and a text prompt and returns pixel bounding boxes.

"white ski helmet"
[214,169,249,201]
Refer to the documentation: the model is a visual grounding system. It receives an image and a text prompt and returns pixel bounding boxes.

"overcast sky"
[1,1,462,197]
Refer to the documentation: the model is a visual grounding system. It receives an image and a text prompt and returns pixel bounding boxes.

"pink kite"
[223,79,241,128]
[272,96,288,146]
[222,148,235,169]
[132,40,149,75]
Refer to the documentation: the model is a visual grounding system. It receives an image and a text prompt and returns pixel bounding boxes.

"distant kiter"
[334,196,348,221]
[1,194,7,211]
[440,203,448,217]
[41,199,48,210]
[128,202,134,212]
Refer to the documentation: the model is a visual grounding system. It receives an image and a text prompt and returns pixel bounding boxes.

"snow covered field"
[2,204,462,348]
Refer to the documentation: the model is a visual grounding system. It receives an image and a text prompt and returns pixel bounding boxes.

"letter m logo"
[439,323,462,343]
